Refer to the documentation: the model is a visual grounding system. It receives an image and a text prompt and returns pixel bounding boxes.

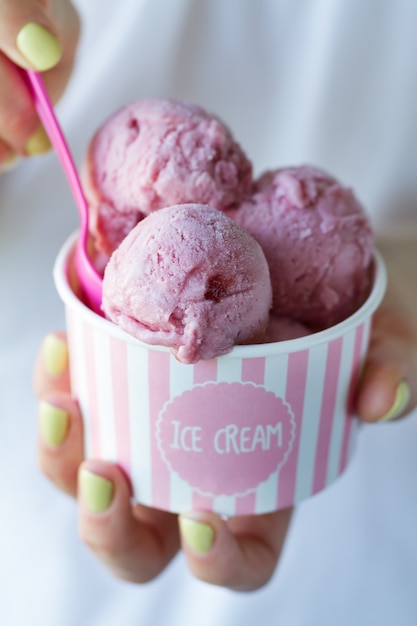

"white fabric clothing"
[1,1,417,625]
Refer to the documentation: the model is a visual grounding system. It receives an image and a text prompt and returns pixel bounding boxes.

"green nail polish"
[179,517,214,553]
[42,335,68,377]
[80,470,113,513]
[16,22,62,71]
[39,401,68,447]
[379,381,411,422]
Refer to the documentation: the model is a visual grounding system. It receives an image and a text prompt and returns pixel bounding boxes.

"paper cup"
[54,232,387,516]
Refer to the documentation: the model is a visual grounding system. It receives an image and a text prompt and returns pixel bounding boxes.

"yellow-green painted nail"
[80,470,113,513]
[42,334,68,377]
[16,22,62,71]
[379,381,411,422]
[39,401,68,447]
[179,517,214,553]
[25,126,51,156]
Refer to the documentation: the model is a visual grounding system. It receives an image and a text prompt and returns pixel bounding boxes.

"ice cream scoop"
[24,70,103,314]
[102,203,272,363]
[232,165,374,328]
[82,98,253,257]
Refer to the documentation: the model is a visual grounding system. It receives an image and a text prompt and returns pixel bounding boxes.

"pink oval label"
[157,382,296,497]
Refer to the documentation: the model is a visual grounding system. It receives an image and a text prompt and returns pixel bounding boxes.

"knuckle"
[79,524,119,557]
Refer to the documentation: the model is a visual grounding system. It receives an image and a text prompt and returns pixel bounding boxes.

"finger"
[38,0,81,104]
[78,461,180,583]
[0,137,15,165]
[356,305,417,423]
[37,391,83,497]
[0,0,62,71]
[33,332,71,397]
[0,1,80,157]
[0,52,41,155]
[179,507,293,591]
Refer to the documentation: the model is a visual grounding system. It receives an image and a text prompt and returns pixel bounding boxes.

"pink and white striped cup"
[54,232,387,516]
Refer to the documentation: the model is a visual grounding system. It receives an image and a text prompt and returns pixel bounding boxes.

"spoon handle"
[23,70,89,241]
[23,69,103,314]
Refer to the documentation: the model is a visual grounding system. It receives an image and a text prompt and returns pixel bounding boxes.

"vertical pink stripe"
[110,337,131,476]
[241,357,266,384]
[239,358,265,514]
[312,337,343,493]
[83,320,101,458]
[235,492,256,515]
[148,350,172,510]
[339,323,365,472]
[193,359,217,384]
[278,350,309,508]
[191,359,218,511]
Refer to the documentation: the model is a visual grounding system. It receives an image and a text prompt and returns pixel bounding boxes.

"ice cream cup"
[54,232,387,516]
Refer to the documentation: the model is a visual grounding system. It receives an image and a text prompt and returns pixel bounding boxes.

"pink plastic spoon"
[24,70,103,314]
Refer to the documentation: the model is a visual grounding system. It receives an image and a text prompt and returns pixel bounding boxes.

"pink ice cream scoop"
[231,165,374,328]
[102,204,272,364]
[82,98,253,257]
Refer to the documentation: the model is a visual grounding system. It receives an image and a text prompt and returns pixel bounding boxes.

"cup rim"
[54,231,387,358]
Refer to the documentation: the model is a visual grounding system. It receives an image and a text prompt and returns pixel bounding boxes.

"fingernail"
[39,401,68,447]
[25,126,51,156]
[42,334,68,377]
[379,380,411,422]
[16,22,62,71]
[79,469,114,513]
[179,516,214,553]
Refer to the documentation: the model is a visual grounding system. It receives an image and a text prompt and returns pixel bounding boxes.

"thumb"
[356,304,417,423]
[0,0,62,71]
